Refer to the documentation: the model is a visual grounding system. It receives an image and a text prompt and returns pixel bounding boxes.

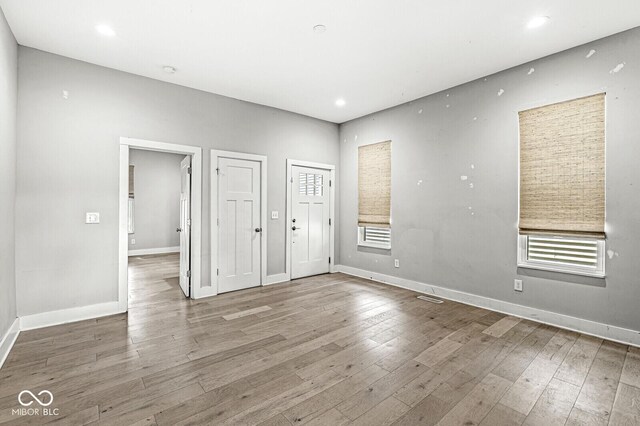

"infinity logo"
[18,390,53,407]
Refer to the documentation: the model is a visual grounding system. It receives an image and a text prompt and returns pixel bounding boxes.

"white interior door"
[179,156,191,297]
[291,166,331,279]
[218,157,262,293]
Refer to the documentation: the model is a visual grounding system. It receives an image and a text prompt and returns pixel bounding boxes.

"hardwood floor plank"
[523,378,580,426]
[553,334,602,387]
[483,316,522,338]
[609,382,640,425]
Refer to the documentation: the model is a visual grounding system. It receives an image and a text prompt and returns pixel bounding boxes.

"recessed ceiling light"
[163,66,177,74]
[335,98,346,107]
[527,16,550,29]
[313,24,327,34]
[95,24,116,37]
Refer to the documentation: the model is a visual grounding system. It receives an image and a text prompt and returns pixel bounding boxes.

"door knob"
[255,227,262,233]
[292,218,296,223]
[292,226,297,231]
[176,227,182,232]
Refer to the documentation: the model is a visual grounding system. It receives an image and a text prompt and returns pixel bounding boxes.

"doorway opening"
[285,159,336,281]
[118,137,203,313]
[126,149,190,304]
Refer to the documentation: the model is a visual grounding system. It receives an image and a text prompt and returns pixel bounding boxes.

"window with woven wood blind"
[358,141,391,228]
[519,93,605,238]
[128,165,135,234]
[129,165,135,197]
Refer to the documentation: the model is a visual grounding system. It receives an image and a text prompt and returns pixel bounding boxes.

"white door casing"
[217,157,262,293]
[291,165,331,279]
[178,156,191,297]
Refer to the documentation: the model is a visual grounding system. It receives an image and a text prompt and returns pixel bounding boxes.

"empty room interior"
[1,1,640,425]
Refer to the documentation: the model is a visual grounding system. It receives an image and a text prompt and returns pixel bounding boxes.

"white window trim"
[517,234,605,278]
[358,226,391,250]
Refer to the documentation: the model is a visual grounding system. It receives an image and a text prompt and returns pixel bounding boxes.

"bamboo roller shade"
[519,93,605,238]
[358,141,391,227]
[129,165,135,197]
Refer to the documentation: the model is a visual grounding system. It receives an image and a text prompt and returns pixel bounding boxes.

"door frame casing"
[285,159,336,281]
[119,137,203,310]
[211,150,268,296]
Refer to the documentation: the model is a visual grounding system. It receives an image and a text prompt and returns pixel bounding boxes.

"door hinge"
[216,268,219,276]
[290,177,293,183]
[187,166,192,174]
[216,168,220,175]
[187,219,191,226]
[329,180,332,187]
[329,218,332,226]
[217,218,219,226]
[329,257,331,264]
[187,270,191,278]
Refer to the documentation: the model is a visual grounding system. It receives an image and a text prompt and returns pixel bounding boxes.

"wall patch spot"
[610,62,625,74]
[470,164,475,169]
[446,104,450,108]
[354,134,358,141]
[343,138,347,143]
[469,183,474,189]
[527,68,535,75]
[417,180,423,186]
[607,249,619,259]
[62,90,69,99]
[446,93,450,97]
[586,49,596,58]
[460,175,468,181]
[497,89,505,96]
[418,108,423,114]
[473,116,478,121]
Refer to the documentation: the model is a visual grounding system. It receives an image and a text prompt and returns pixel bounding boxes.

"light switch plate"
[271,211,279,220]
[86,212,100,224]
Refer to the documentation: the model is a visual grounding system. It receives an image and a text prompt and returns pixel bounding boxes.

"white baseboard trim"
[128,246,180,256]
[0,318,20,369]
[19,301,123,331]
[336,264,640,347]
[264,273,290,286]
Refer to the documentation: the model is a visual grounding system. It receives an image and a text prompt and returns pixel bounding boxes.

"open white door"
[178,156,191,297]
[218,157,262,293]
[291,166,331,279]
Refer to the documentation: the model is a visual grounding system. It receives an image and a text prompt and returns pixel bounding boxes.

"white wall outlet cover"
[394,259,400,268]
[271,211,279,219]
[131,238,136,245]
[514,279,523,292]
[85,212,100,224]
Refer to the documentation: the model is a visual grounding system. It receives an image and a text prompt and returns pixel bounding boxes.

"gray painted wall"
[0,7,17,338]
[339,28,640,332]
[128,149,183,252]
[16,47,339,317]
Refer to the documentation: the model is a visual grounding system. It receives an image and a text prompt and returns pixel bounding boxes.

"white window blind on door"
[358,141,391,228]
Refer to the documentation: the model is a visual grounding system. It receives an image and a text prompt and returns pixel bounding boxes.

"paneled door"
[218,157,262,293]
[291,166,331,279]
[178,156,191,297]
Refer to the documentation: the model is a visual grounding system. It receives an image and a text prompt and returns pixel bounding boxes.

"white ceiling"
[1,1,640,123]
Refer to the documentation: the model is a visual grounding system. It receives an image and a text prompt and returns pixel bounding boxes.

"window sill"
[357,242,391,250]
[517,261,605,278]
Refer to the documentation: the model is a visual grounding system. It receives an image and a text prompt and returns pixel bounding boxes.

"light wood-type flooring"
[1,253,639,425]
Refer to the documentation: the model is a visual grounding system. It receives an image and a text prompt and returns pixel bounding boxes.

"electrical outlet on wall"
[394,259,400,268]
[271,211,279,220]
[514,279,523,292]
[131,238,136,245]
